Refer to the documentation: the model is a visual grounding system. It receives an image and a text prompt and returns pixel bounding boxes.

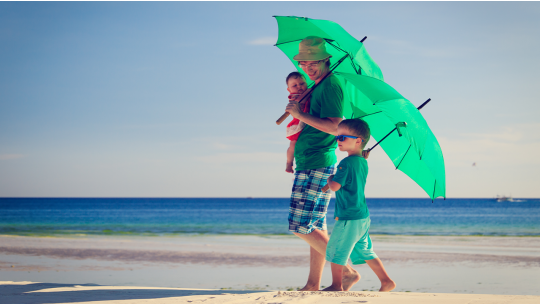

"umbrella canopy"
[338,72,446,200]
[274,16,383,82]
[274,16,446,200]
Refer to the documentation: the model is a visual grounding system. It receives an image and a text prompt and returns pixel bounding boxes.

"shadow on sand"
[1,282,269,304]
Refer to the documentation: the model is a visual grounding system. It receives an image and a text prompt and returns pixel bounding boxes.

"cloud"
[247,37,277,46]
[0,154,24,160]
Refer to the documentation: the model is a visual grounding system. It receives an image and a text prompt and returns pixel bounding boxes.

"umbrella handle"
[276,112,290,125]
[322,184,330,192]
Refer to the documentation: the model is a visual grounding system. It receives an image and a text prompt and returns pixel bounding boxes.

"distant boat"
[496,195,514,202]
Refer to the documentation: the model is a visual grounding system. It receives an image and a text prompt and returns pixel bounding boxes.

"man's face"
[287,77,307,95]
[298,59,327,82]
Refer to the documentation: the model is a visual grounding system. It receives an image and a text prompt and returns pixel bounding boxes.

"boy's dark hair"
[339,118,371,148]
[286,71,306,84]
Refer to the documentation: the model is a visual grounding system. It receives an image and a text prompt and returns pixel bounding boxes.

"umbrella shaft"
[368,98,431,152]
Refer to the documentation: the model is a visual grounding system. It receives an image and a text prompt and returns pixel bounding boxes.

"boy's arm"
[327,175,342,192]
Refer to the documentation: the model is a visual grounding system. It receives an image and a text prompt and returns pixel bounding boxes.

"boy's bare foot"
[342,268,361,291]
[298,284,319,291]
[379,279,396,292]
[321,285,343,291]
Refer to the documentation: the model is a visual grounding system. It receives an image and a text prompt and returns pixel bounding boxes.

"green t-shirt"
[294,74,344,171]
[332,155,369,220]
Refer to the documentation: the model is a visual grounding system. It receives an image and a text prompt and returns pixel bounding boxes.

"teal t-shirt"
[294,74,344,171]
[332,155,369,220]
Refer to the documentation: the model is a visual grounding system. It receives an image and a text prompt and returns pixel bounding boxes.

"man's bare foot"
[342,268,361,291]
[321,285,343,291]
[379,279,396,292]
[297,284,319,291]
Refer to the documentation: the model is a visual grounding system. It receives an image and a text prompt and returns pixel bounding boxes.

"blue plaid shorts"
[288,165,336,234]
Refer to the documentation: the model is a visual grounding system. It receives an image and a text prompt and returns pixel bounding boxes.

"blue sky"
[1,2,539,198]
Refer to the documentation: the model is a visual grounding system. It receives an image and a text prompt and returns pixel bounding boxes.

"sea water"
[0,198,538,237]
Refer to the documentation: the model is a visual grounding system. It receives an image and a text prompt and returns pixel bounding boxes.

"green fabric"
[338,73,446,200]
[326,218,377,266]
[274,16,383,85]
[274,16,446,200]
[294,75,343,171]
[332,155,369,220]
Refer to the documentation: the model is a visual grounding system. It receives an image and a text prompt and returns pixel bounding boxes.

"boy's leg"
[365,258,396,292]
[321,262,345,291]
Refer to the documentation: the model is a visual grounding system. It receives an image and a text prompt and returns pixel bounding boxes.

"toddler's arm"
[326,175,342,192]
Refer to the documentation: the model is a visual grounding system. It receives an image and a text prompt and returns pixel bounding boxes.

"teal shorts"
[325,217,378,266]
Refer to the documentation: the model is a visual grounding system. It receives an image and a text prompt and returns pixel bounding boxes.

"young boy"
[284,72,311,173]
[324,118,396,292]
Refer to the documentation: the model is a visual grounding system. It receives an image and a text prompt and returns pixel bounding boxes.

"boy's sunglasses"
[335,135,363,142]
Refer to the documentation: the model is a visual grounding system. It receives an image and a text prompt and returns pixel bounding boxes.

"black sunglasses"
[335,135,363,142]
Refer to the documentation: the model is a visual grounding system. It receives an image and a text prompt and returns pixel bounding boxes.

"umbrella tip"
[360,36,367,43]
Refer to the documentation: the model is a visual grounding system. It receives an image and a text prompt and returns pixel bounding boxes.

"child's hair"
[339,118,371,148]
[286,71,306,85]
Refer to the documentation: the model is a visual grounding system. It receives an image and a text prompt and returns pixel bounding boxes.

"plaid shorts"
[288,165,336,234]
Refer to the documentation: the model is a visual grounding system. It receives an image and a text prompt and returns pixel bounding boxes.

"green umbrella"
[337,72,446,200]
[274,16,446,200]
[274,15,383,82]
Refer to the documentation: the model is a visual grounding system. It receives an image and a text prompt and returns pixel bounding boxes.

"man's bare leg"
[294,229,360,291]
[365,258,396,292]
[297,246,325,291]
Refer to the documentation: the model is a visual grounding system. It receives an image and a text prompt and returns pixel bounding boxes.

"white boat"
[496,195,514,202]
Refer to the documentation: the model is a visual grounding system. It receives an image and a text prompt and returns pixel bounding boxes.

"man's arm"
[285,101,342,135]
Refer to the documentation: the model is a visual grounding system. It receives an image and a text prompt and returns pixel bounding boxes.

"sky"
[1,2,540,198]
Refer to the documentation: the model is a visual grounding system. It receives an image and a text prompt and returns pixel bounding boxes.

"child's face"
[287,77,307,95]
[336,126,363,153]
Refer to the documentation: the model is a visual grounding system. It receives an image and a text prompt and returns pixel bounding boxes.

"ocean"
[0,197,538,237]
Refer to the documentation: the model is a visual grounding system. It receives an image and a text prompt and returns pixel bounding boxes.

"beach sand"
[2,281,540,304]
[1,234,539,303]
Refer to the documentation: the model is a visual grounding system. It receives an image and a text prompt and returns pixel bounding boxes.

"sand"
[2,281,540,304]
[1,234,540,303]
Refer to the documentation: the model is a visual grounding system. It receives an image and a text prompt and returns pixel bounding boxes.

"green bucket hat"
[293,36,332,61]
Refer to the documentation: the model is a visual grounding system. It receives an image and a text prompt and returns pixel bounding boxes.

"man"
[285,36,361,291]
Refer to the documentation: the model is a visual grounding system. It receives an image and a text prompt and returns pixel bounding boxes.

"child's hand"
[286,163,294,174]
[327,174,334,184]
[362,150,370,159]
[289,94,302,102]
